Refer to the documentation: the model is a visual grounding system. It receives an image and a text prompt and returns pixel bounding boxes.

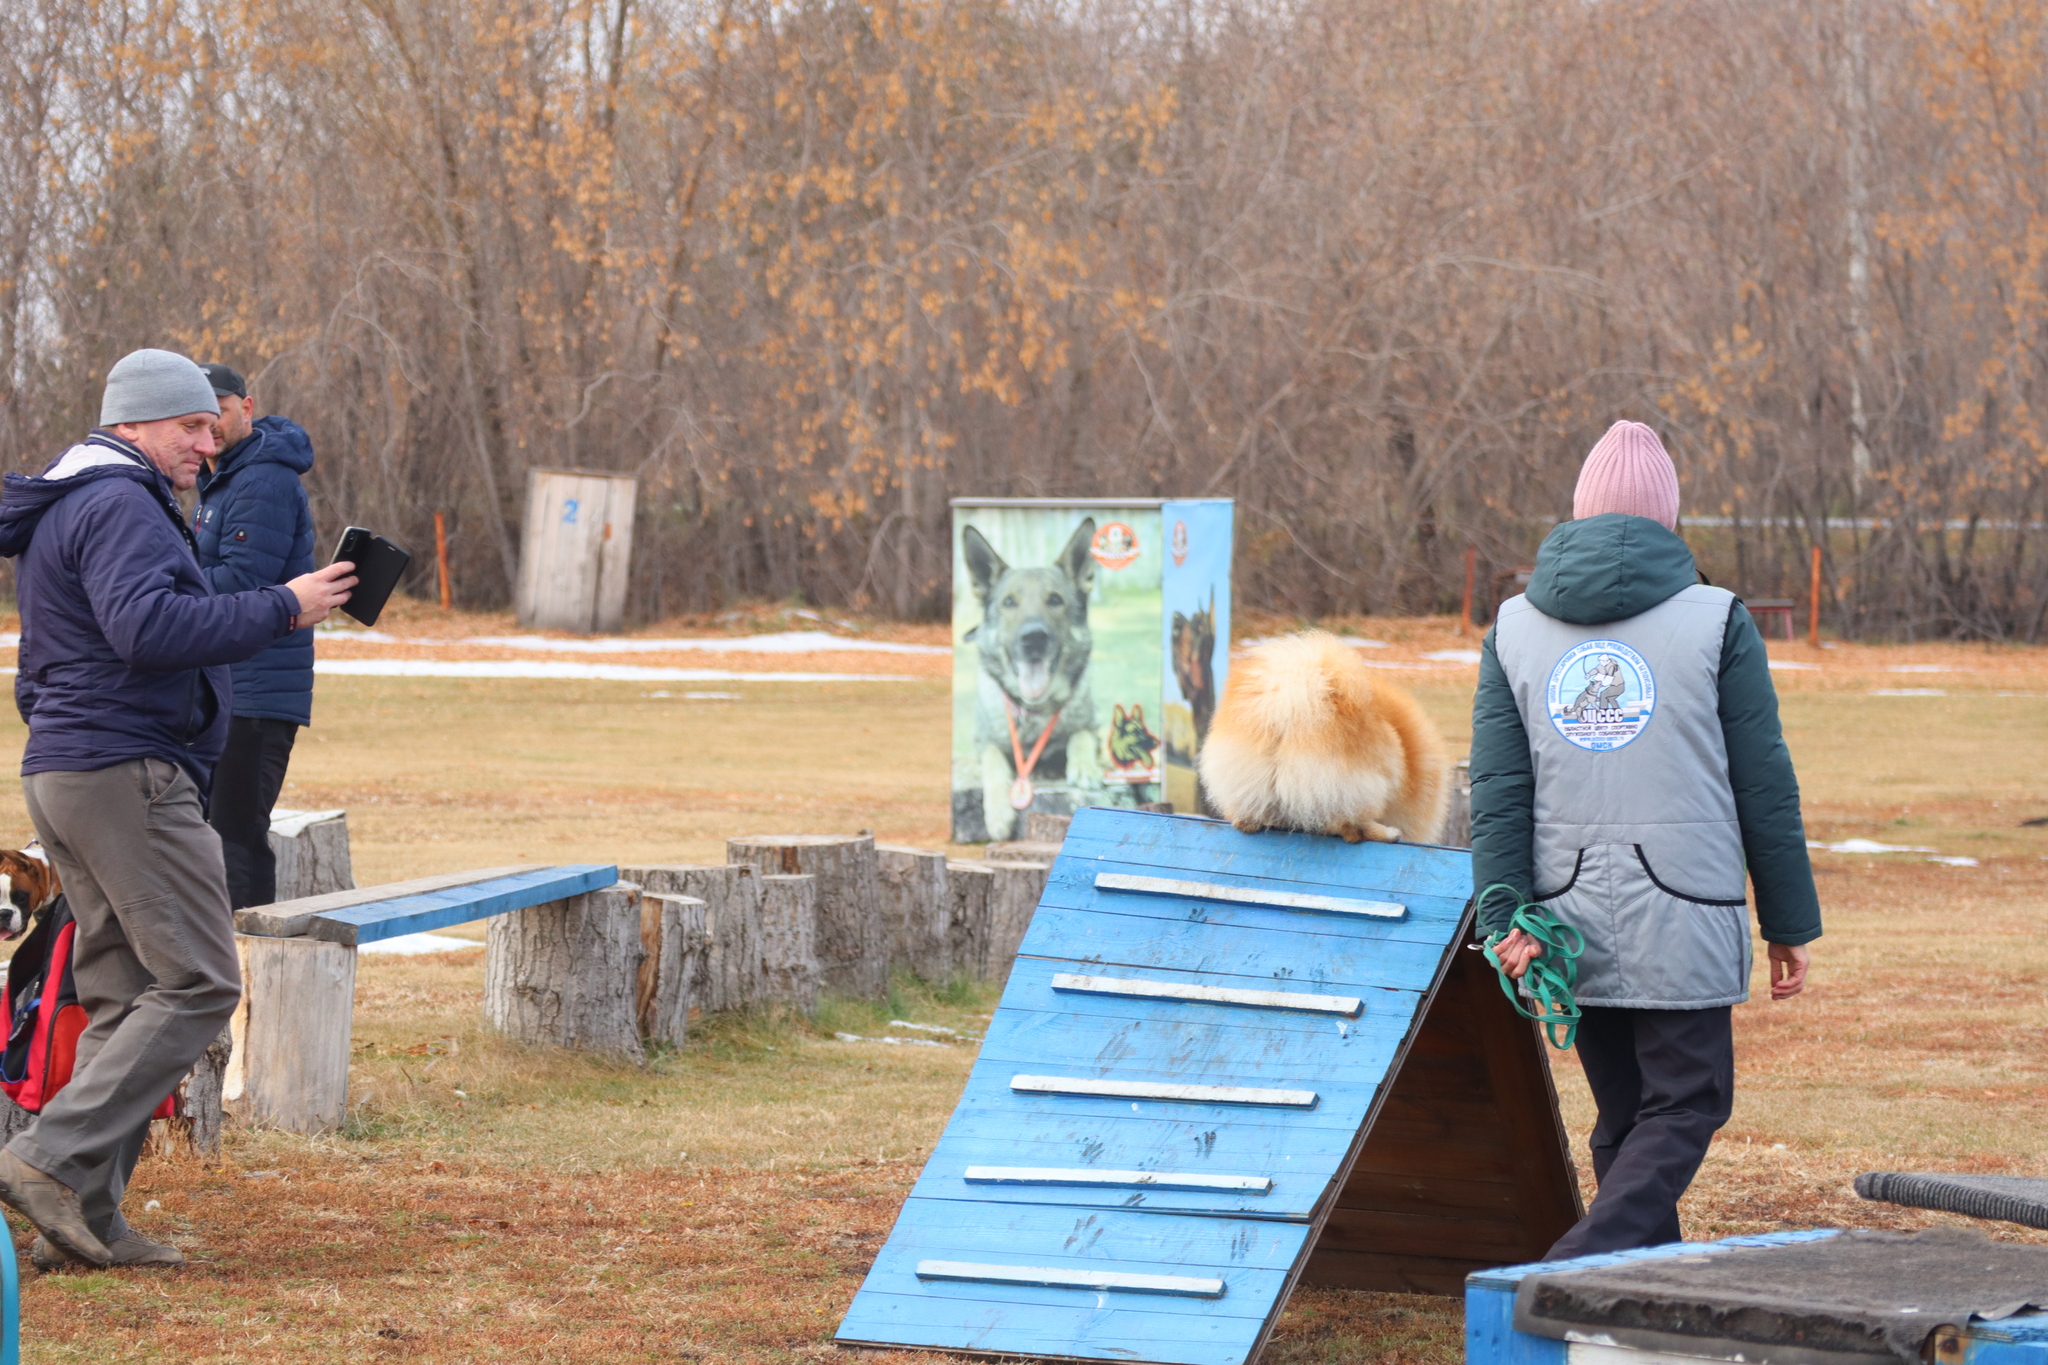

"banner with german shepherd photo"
[951,502,1166,844]
[1161,499,1234,817]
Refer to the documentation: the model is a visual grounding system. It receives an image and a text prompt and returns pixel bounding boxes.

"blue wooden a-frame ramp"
[836,807,1582,1364]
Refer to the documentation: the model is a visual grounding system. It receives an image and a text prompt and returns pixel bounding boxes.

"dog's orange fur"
[1197,631,1450,843]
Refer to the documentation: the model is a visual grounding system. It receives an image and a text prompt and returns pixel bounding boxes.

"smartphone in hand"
[331,527,413,627]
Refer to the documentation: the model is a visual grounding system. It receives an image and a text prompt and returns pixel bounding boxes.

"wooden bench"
[1746,597,1797,639]
[229,864,622,1134]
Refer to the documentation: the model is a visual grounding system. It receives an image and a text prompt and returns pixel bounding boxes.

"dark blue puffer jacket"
[194,416,316,725]
[0,431,299,792]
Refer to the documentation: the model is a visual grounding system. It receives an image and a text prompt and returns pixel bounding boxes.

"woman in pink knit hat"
[1468,419,1821,1256]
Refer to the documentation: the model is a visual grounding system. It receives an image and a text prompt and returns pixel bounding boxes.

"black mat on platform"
[1856,1172,2048,1231]
[1515,1228,2048,1364]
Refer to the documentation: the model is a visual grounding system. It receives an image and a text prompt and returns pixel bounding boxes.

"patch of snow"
[360,933,482,955]
[1808,838,1937,854]
[1926,856,1980,867]
[1887,664,1962,673]
[1238,635,1389,649]
[313,660,916,683]
[268,808,346,838]
[1768,660,1820,670]
[316,626,403,643]
[1422,649,1482,664]
[1870,689,1946,697]
[321,630,948,656]
[833,1032,947,1048]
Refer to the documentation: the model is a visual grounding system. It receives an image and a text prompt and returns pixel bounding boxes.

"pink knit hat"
[1573,420,1680,529]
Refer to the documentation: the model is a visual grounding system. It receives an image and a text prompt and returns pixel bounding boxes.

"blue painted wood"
[1014,903,1452,991]
[308,864,618,945]
[1037,858,1469,944]
[837,808,1472,1365]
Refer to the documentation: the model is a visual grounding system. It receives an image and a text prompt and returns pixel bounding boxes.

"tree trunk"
[756,874,819,1015]
[1443,759,1472,849]
[0,1092,32,1146]
[1023,813,1072,844]
[146,1025,232,1159]
[876,844,948,981]
[267,810,356,902]
[725,835,884,998]
[226,934,357,1134]
[621,863,762,1013]
[639,892,708,1046]
[945,860,995,983]
[484,883,645,1062]
[980,859,1050,984]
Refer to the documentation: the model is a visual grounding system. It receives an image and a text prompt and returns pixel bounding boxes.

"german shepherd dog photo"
[962,517,1106,842]
[1171,589,1219,741]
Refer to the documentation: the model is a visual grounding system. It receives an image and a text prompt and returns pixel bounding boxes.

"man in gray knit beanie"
[0,348,354,1268]
[100,348,222,428]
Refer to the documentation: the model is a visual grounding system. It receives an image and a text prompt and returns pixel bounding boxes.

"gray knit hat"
[99,349,220,426]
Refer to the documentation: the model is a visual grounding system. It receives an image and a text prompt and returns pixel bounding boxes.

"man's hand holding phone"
[285,561,357,628]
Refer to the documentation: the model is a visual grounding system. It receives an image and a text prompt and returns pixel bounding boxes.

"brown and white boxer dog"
[0,843,61,940]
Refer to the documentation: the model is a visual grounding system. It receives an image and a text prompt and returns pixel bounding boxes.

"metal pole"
[435,511,452,611]
[1461,546,1476,634]
[0,1209,20,1365]
[1809,544,1823,648]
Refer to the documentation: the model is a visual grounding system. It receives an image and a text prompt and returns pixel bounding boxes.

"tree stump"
[1023,813,1073,844]
[980,859,1051,983]
[639,893,708,1046]
[876,845,949,980]
[484,882,645,1062]
[621,864,763,1013]
[267,810,355,901]
[756,874,819,1015]
[227,934,357,1133]
[147,1025,232,1159]
[0,1092,32,1146]
[726,835,884,998]
[1443,759,1473,848]
[945,861,995,983]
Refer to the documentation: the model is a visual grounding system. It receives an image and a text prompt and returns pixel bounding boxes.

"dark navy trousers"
[1546,1005,1735,1258]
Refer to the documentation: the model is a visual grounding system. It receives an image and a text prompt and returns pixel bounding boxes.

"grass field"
[1,606,2044,1363]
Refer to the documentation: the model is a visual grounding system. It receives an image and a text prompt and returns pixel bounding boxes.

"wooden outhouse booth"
[515,468,637,633]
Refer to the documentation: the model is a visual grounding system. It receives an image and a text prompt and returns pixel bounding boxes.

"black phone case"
[331,527,412,627]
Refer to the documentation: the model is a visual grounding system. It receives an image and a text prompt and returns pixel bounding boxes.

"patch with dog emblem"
[1547,639,1656,751]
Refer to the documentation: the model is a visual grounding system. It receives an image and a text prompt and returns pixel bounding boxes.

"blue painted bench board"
[835,807,1477,1365]
[305,864,618,946]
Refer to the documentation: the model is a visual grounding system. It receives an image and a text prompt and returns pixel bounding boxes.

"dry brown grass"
[0,609,2042,1362]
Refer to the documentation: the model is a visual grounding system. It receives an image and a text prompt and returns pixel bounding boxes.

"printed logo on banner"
[1091,521,1141,570]
[1171,519,1189,566]
[1547,639,1656,751]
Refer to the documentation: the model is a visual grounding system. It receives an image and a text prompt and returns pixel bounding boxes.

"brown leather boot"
[31,1230,185,1270]
[0,1150,110,1266]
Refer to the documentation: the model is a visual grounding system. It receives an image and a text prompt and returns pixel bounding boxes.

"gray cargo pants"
[13,759,241,1242]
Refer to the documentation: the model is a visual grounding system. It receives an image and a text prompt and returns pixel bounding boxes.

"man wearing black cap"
[193,363,319,909]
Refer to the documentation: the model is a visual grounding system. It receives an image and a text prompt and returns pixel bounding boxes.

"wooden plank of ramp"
[838,805,1553,1365]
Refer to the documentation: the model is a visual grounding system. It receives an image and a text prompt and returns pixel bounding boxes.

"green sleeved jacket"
[1468,516,1823,946]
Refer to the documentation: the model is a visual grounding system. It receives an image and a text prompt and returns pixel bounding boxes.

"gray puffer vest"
[1492,584,1751,1008]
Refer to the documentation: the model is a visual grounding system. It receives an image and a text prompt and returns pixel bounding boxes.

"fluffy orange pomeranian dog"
[1198,631,1450,843]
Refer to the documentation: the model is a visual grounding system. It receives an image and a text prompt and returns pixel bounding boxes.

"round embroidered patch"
[1546,639,1657,751]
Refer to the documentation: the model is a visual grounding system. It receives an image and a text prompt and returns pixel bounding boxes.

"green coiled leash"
[1476,883,1586,1050]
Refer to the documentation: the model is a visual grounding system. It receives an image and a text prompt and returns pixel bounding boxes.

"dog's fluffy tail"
[1198,630,1450,842]
[1199,631,1373,831]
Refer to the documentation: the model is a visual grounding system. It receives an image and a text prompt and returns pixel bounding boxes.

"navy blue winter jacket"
[0,431,298,791]
[195,416,317,725]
